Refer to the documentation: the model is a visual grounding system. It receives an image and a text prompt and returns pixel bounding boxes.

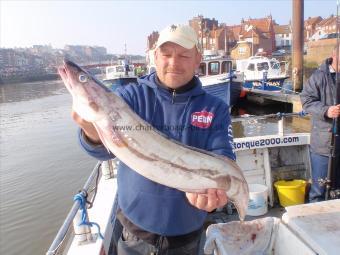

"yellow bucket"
[274,180,306,207]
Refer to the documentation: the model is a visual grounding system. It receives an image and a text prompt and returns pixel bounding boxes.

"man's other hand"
[186,189,228,212]
[327,104,340,118]
[71,110,102,144]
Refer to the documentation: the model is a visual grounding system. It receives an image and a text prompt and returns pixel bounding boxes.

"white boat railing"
[232,112,307,122]
[46,162,103,255]
[232,111,308,137]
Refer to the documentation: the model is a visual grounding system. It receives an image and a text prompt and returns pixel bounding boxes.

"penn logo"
[191,111,214,129]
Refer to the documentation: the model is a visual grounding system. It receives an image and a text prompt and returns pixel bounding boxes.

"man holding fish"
[61,24,245,255]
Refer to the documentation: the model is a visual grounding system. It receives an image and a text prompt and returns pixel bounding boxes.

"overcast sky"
[0,0,337,55]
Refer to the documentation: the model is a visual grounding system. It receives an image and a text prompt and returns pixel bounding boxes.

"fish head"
[58,59,111,122]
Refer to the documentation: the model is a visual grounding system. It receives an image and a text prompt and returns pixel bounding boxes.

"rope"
[275,110,307,118]
[73,192,104,240]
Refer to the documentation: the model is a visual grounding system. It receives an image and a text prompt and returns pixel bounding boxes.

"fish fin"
[230,198,248,222]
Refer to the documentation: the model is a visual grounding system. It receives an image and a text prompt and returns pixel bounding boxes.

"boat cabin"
[105,64,135,79]
[236,56,288,81]
[197,58,233,77]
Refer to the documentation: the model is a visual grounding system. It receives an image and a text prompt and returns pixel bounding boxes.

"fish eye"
[79,74,88,83]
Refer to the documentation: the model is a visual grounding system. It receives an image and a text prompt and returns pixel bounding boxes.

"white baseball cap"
[156,24,199,50]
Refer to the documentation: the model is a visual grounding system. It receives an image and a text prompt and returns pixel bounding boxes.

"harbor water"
[0,80,310,255]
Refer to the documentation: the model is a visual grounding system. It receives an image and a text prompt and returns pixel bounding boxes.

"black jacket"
[300,58,339,156]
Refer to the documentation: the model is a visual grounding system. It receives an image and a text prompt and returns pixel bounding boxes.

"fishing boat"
[45,113,340,255]
[236,56,289,91]
[197,56,243,107]
[102,59,138,91]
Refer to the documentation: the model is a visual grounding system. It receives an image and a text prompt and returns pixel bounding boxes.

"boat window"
[270,61,280,69]
[221,61,232,73]
[107,67,115,74]
[247,64,255,71]
[116,66,124,72]
[208,61,220,75]
[257,62,269,71]
[198,63,206,76]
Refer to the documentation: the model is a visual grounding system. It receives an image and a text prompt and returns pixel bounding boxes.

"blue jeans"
[309,152,329,202]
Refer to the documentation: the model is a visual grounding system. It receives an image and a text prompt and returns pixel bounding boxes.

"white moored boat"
[236,56,289,91]
[102,59,138,91]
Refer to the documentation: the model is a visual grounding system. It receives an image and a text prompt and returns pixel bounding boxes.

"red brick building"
[315,15,337,38]
[239,16,276,53]
[189,15,219,49]
[304,16,323,41]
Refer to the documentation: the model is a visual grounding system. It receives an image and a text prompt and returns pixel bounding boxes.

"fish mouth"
[60,59,87,89]
[58,65,71,89]
[58,59,84,91]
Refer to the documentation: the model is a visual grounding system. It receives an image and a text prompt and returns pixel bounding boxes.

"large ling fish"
[204,217,280,255]
[59,59,249,220]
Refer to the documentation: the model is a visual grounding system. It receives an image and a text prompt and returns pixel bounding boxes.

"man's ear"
[154,49,159,62]
[195,51,202,68]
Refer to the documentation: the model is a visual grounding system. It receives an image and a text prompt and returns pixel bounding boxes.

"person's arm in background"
[186,103,235,212]
[300,71,340,119]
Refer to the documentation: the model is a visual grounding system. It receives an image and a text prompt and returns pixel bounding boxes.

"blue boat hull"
[202,81,242,107]
[243,78,287,91]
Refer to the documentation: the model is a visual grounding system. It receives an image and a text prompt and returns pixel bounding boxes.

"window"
[198,63,206,76]
[208,61,220,75]
[221,61,232,73]
[116,66,124,72]
[107,67,115,74]
[270,61,280,70]
[257,62,269,71]
[247,63,255,71]
[238,47,246,54]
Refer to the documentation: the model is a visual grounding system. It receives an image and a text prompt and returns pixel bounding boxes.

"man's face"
[154,42,201,89]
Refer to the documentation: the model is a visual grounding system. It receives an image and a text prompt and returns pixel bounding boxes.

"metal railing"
[46,162,102,255]
[231,112,307,123]
[232,111,308,136]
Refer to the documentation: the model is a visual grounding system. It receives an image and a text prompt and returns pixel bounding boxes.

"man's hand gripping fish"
[58,59,249,220]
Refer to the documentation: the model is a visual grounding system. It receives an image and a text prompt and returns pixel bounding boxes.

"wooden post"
[292,0,304,92]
